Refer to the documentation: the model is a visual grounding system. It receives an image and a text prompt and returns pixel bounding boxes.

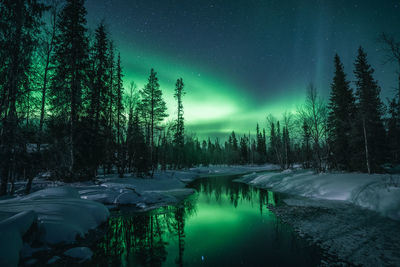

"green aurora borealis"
[119,42,301,139]
[85,0,400,140]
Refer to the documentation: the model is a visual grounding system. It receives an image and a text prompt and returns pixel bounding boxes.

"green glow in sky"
[120,42,305,139]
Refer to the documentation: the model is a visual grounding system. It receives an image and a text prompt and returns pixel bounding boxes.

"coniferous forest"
[1,0,400,196]
[2,1,400,267]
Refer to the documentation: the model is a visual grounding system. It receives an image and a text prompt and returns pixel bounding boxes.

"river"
[90,174,323,266]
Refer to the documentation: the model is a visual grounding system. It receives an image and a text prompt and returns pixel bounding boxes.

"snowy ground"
[238,169,400,220]
[0,164,278,266]
[237,169,400,266]
[0,187,109,266]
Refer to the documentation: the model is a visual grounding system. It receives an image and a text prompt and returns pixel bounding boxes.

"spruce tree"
[173,78,185,168]
[240,135,248,164]
[131,109,149,176]
[86,22,109,177]
[115,53,125,176]
[282,126,291,169]
[140,68,168,175]
[327,54,356,170]
[50,0,89,177]
[353,47,386,173]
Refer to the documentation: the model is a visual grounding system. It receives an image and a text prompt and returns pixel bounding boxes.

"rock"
[64,247,93,262]
[47,256,61,264]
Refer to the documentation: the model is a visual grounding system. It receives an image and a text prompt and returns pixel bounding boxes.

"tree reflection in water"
[93,175,320,267]
[95,196,196,267]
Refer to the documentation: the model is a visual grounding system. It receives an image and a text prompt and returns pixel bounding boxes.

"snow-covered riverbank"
[0,187,109,266]
[237,169,400,266]
[238,169,400,220]
[0,164,278,266]
[5,164,398,266]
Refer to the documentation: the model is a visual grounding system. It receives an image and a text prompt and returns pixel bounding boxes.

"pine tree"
[269,122,278,165]
[49,0,89,177]
[126,81,139,172]
[282,126,291,168]
[327,54,356,170]
[276,121,284,167]
[140,68,168,175]
[86,22,109,177]
[239,135,248,164]
[115,53,125,176]
[173,78,185,169]
[102,40,116,174]
[353,47,386,173]
[131,109,149,176]
[255,123,265,163]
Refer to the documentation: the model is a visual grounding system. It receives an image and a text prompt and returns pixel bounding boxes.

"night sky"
[85,0,400,139]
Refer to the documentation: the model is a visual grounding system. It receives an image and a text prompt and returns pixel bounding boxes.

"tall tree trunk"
[150,92,154,177]
[38,3,57,151]
[362,118,371,174]
[38,67,48,150]
[70,72,77,174]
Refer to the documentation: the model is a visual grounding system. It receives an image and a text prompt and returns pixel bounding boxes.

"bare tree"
[37,0,60,150]
[379,33,400,102]
[297,84,328,172]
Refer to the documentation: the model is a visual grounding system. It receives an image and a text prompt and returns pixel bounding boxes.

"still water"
[92,175,323,266]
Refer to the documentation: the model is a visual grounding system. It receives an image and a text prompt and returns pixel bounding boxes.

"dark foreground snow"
[0,187,109,266]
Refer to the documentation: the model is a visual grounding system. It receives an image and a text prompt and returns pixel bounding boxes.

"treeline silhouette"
[1,0,399,195]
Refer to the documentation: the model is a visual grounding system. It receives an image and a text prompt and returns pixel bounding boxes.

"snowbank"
[0,211,37,267]
[188,164,280,178]
[64,247,93,262]
[0,187,109,266]
[239,170,400,220]
[78,176,195,209]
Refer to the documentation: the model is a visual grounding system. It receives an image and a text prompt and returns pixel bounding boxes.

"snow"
[0,186,109,244]
[188,164,280,178]
[78,175,195,209]
[64,247,93,262]
[269,196,400,266]
[0,211,37,267]
[0,186,109,266]
[47,256,61,264]
[236,169,400,266]
[0,164,278,265]
[238,169,400,221]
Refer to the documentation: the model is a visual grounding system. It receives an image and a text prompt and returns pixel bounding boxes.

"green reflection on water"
[94,175,321,267]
